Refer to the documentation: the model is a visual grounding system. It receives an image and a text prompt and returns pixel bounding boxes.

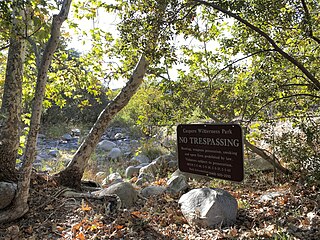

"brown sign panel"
[177,124,244,182]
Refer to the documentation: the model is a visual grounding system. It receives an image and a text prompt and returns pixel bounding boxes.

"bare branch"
[0,43,10,51]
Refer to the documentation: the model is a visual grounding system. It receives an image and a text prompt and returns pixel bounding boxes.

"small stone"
[259,191,283,202]
[141,186,165,198]
[62,133,72,141]
[166,175,189,194]
[102,172,123,186]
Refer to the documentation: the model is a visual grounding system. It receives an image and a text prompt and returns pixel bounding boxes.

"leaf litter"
[0,171,319,239]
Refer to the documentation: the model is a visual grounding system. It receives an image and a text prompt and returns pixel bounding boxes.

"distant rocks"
[97,140,117,151]
[130,154,150,164]
[107,148,122,160]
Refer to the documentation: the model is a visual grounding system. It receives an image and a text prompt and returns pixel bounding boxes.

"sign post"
[177,124,244,182]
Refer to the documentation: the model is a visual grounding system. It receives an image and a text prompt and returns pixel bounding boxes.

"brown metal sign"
[177,124,244,182]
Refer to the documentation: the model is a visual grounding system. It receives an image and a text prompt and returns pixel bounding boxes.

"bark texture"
[244,139,290,175]
[56,55,148,188]
[0,0,72,223]
[0,7,26,182]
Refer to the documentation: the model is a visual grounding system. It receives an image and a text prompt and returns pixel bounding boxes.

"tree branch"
[210,49,276,83]
[301,0,320,45]
[0,43,10,51]
[249,93,320,122]
[192,0,320,90]
[26,37,41,70]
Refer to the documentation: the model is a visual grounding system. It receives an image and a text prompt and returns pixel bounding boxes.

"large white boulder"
[178,188,238,228]
[0,182,17,209]
[97,140,116,151]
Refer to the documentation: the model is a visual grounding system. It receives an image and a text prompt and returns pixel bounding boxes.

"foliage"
[113,0,320,178]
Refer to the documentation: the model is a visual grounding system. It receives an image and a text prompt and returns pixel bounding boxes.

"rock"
[139,155,171,177]
[125,166,141,179]
[97,140,116,151]
[114,132,125,139]
[62,133,72,141]
[131,154,150,164]
[166,175,189,194]
[96,182,138,208]
[172,169,210,181]
[48,149,59,158]
[247,157,274,171]
[71,128,81,137]
[0,182,17,209]
[259,191,283,202]
[107,148,122,160]
[178,188,238,228]
[141,186,165,198]
[135,173,154,185]
[102,172,123,186]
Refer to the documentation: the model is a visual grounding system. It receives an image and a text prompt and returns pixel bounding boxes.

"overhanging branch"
[192,0,320,90]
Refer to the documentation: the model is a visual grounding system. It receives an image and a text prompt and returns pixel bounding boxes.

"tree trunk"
[0,0,72,223]
[56,55,148,188]
[0,5,26,182]
[243,139,290,175]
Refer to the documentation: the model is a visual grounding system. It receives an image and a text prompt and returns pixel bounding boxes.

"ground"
[0,171,319,240]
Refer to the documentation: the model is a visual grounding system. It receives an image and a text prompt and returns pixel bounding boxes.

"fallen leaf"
[44,204,54,211]
[76,231,86,240]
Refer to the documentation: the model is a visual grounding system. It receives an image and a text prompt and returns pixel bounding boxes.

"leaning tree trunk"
[0,7,26,182]
[56,55,148,188]
[243,139,290,174]
[0,0,72,223]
